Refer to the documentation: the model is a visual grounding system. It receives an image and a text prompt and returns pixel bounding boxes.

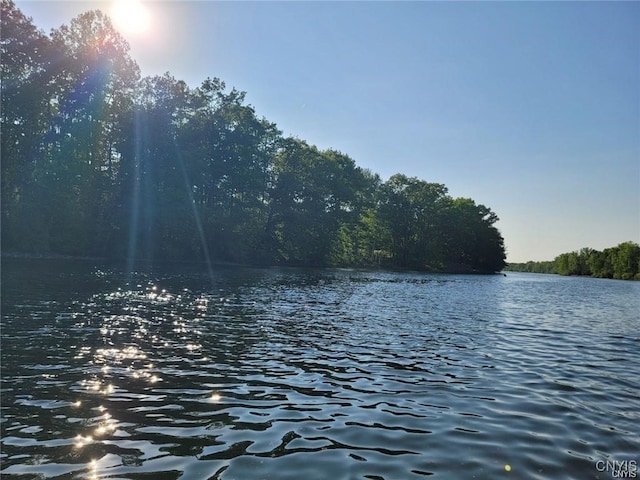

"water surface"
[2,260,639,479]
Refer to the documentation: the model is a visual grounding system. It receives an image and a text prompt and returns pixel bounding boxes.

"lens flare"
[111,0,151,36]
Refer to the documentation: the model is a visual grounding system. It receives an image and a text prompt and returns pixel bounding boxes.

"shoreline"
[1,252,504,275]
[1,251,107,261]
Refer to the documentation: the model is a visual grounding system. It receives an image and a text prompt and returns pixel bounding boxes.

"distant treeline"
[505,242,640,280]
[1,1,506,273]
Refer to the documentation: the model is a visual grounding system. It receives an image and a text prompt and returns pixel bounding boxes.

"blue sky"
[16,1,640,262]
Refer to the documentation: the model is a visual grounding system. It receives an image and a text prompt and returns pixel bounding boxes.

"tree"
[1,0,54,251]
[181,78,281,263]
[1,5,140,255]
[376,174,450,269]
[611,242,640,280]
[328,169,383,267]
[114,74,199,262]
[587,249,612,278]
[265,139,367,266]
[2,1,509,274]
[553,242,639,280]
[45,10,140,255]
[504,261,555,273]
[442,198,506,273]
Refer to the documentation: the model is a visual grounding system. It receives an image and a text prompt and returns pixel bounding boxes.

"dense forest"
[1,1,506,273]
[504,241,640,280]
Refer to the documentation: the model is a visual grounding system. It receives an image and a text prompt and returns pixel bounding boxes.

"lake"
[1,259,639,480]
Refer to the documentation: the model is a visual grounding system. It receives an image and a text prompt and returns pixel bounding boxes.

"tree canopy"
[1,1,506,273]
[505,242,640,280]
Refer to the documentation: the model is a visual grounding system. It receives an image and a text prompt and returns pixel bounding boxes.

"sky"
[14,0,640,262]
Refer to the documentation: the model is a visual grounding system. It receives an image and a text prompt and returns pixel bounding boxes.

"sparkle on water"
[1,260,639,479]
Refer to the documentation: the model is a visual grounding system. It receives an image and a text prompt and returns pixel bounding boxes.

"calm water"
[1,259,639,480]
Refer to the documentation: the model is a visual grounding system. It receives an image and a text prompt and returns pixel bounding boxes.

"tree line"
[1,1,506,273]
[504,242,640,280]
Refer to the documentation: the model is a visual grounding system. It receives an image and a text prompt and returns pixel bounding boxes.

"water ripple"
[2,263,639,479]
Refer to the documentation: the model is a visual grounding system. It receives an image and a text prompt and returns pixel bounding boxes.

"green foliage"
[265,140,368,266]
[507,242,640,280]
[504,261,555,274]
[1,1,507,273]
[370,175,505,272]
[1,1,139,256]
[610,242,640,280]
[554,243,640,279]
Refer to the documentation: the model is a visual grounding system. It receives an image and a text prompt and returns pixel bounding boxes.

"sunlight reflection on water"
[1,262,639,479]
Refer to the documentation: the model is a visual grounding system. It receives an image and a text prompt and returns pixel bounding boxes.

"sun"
[110,0,151,36]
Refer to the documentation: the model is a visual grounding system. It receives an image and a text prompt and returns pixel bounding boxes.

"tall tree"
[181,78,281,263]
[115,74,197,262]
[45,10,140,255]
[1,0,54,251]
[265,139,367,266]
[611,241,640,280]
[328,168,383,267]
[443,198,506,273]
[377,174,449,269]
[2,2,508,273]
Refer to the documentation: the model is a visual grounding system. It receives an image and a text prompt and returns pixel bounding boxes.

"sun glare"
[111,0,151,36]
